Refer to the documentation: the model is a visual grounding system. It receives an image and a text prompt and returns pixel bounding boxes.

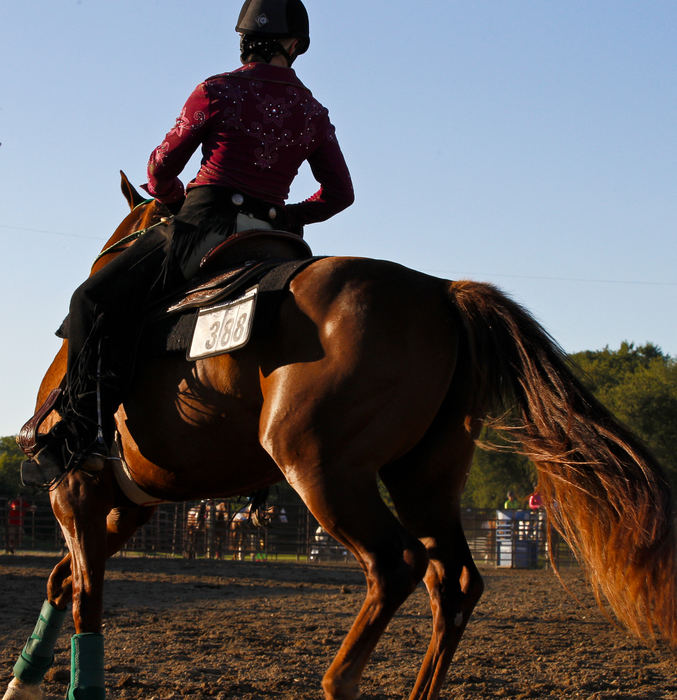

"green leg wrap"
[67,633,106,700]
[13,599,67,684]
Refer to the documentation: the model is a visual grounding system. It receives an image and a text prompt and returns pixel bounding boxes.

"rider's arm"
[284,125,354,230]
[143,82,212,204]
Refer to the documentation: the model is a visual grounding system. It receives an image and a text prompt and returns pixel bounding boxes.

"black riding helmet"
[236,0,310,57]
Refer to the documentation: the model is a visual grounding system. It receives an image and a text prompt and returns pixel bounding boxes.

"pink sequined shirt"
[145,63,354,229]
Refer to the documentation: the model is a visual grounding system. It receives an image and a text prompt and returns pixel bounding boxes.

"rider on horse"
[21,0,354,487]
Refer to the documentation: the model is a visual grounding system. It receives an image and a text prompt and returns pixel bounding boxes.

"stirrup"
[20,429,109,487]
[20,442,66,488]
[78,450,107,475]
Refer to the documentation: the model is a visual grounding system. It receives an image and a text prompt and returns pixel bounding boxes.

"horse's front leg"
[4,504,154,700]
[3,591,67,700]
[52,470,113,700]
[5,552,86,700]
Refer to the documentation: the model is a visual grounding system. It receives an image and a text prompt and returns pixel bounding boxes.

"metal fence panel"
[2,496,578,567]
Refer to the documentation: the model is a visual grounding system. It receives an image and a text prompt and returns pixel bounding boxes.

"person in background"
[6,496,35,554]
[504,490,520,510]
[528,487,543,511]
[528,485,544,539]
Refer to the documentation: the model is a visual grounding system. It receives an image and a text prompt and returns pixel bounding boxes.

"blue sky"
[1,0,675,436]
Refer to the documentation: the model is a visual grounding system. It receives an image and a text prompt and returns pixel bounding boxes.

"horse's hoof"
[2,678,44,700]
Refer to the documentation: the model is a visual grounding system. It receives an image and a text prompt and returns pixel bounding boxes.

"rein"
[93,210,173,265]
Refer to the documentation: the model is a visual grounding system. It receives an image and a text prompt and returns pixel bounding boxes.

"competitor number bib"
[188,287,258,360]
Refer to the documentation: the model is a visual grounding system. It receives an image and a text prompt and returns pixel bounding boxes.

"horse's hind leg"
[271,465,429,700]
[381,417,484,700]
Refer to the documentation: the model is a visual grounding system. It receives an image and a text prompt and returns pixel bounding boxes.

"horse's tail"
[449,279,677,646]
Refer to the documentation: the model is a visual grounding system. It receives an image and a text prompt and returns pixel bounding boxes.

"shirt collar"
[234,62,302,86]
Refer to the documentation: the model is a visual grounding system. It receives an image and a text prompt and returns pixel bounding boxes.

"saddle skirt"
[165,229,312,313]
[147,229,317,357]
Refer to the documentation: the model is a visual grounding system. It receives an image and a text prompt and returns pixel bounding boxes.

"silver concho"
[255,13,268,28]
[231,193,245,206]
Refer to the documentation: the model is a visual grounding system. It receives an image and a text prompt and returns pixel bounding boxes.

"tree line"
[463,342,677,508]
[2,343,676,510]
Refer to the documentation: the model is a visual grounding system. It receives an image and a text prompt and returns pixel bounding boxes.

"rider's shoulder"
[203,64,262,84]
[203,71,234,85]
[201,67,261,92]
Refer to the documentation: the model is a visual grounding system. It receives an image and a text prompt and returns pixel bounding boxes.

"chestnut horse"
[4,173,676,700]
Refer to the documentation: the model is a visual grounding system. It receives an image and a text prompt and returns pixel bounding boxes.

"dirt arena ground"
[1,554,676,699]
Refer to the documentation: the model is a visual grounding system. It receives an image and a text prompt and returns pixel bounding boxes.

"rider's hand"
[162,197,185,216]
[141,178,185,215]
